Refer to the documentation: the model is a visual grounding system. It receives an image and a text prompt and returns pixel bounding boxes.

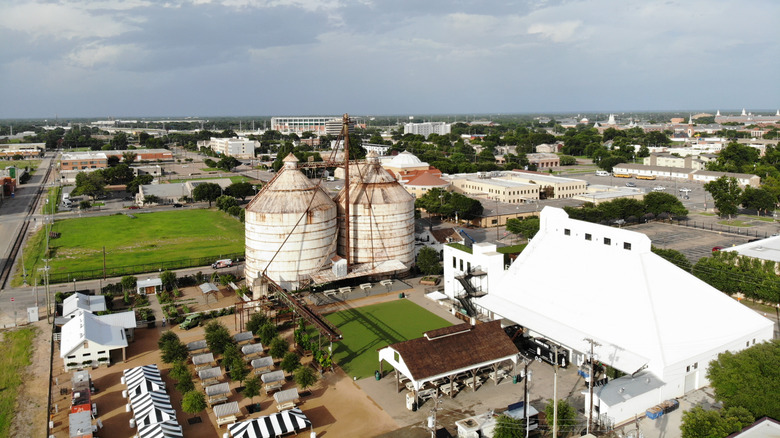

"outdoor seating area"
[241,343,264,358]
[214,400,241,427]
[122,364,181,433]
[198,366,223,387]
[261,370,285,394]
[187,340,208,353]
[233,331,254,344]
[251,356,275,375]
[272,388,300,411]
[192,352,216,371]
[206,382,231,407]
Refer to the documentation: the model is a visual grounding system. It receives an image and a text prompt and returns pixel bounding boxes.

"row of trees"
[563,192,688,224]
[692,251,780,304]
[704,176,776,217]
[415,188,484,220]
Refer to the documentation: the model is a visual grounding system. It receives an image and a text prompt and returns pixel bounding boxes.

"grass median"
[14,209,244,286]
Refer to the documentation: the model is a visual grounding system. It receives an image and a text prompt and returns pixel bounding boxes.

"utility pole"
[584,338,602,435]
[427,396,441,438]
[553,346,558,438]
[522,355,532,438]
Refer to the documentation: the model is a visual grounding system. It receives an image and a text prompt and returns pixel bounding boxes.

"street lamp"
[73,278,77,293]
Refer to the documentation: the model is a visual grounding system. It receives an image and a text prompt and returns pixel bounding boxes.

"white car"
[653,186,666,191]
[679,188,692,193]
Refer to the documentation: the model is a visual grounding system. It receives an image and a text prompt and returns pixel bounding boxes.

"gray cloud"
[0,0,777,118]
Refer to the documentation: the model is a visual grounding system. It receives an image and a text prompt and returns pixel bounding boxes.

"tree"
[73,171,106,199]
[175,373,195,393]
[246,313,269,335]
[226,181,255,201]
[126,174,153,194]
[243,376,261,405]
[112,132,128,150]
[120,275,137,293]
[416,247,443,275]
[160,270,177,292]
[143,195,161,205]
[544,399,577,438]
[169,360,191,382]
[643,191,688,217]
[79,200,92,210]
[215,195,239,212]
[160,335,188,364]
[707,340,780,419]
[181,390,206,418]
[204,321,235,356]
[216,155,241,171]
[258,322,277,346]
[651,247,692,272]
[294,365,318,391]
[704,176,742,218]
[269,338,290,360]
[192,182,222,207]
[229,355,250,385]
[122,151,137,165]
[506,216,540,240]
[493,414,524,438]
[681,406,754,438]
[280,352,301,375]
[740,186,776,215]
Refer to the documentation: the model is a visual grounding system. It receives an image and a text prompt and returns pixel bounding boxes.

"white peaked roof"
[63,292,107,317]
[60,310,128,358]
[96,311,138,330]
[476,207,773,379]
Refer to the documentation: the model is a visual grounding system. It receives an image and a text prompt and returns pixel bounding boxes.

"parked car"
[173,203,183,208]
[625,182,636,187]
[712,246,725,252]
[212,259,233,269]
[653,186,666,191]
[180,313,201,330]
[128,206,140,210]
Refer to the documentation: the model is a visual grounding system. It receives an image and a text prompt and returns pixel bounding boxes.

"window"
[585,233,592,241]
[467,262,471,272]
[623,242,632,250]
[83,353,91,357]
[453,257,456,268]
[604,238,611,245]
[564,229,571,236]
[97,351,106,354]
[460,259,463,271]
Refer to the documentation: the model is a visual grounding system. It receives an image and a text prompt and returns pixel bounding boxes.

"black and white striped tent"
[136,419,183,438]
[228,408,311,438]
[124,365,164,392]
[131,391,176,426]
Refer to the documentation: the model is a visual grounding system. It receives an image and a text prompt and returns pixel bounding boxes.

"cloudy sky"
[1,0,778,118]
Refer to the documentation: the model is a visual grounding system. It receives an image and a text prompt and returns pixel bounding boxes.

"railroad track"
[0,159,55,290]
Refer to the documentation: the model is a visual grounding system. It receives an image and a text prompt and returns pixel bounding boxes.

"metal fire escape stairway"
[454,268,487,317]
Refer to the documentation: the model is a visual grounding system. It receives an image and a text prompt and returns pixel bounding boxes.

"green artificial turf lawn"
[21,209,244,282]
[325,299,452,379]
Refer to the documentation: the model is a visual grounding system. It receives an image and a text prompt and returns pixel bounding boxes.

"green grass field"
[0,160,40,170]
[717,220,753,227]
[325,300,452,379]
[0,327,35,438]
[15,209,244,286]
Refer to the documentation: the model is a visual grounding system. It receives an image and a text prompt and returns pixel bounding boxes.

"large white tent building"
[443,207,773,426]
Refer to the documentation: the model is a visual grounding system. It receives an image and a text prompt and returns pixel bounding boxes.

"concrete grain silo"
[336,153,415,268]
[244,154,338,293]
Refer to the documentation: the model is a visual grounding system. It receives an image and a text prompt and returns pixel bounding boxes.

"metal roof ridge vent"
[424,324,474,341]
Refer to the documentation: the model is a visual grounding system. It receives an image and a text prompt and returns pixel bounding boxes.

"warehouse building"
[443,207,773,426]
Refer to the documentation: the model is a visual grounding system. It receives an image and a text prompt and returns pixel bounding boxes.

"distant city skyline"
[1,0,778,119]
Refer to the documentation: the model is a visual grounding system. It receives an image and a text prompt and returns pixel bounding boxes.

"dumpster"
[398,293,404,299]
[375,370,381,381]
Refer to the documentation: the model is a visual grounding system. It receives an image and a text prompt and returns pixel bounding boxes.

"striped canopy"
[136,419,183,438]
[128,378,166,397]
[131,391,175,426]
[228,408,311,438]
[124,364,161,378]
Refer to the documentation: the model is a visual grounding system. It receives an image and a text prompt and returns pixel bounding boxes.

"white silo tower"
[336,153,415,268]
[244,154,338,293]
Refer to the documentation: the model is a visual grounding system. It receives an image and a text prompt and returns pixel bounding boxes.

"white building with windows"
[60,310,130,369]
[197,137,257,159]
[443,207,773,426]
[403,122,451,139]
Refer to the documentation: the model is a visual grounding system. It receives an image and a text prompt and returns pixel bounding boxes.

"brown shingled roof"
[388,320,519,380]
[430,228,464,244]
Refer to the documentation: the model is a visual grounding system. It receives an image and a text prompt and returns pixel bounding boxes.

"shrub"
[269,338,290,360]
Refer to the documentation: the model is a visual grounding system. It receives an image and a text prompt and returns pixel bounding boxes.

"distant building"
[403,122,451,139]
[403,172,451,198]
[611,163,760,187]
[60,152,108,171]
[136,179,232,205]
[0,143,44,158]
[643,153,707,170]
[362,143,390,156]
[535,143,563,153]
[526,153,560,168]
[197,137,257,159]
[270,116,360,136]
